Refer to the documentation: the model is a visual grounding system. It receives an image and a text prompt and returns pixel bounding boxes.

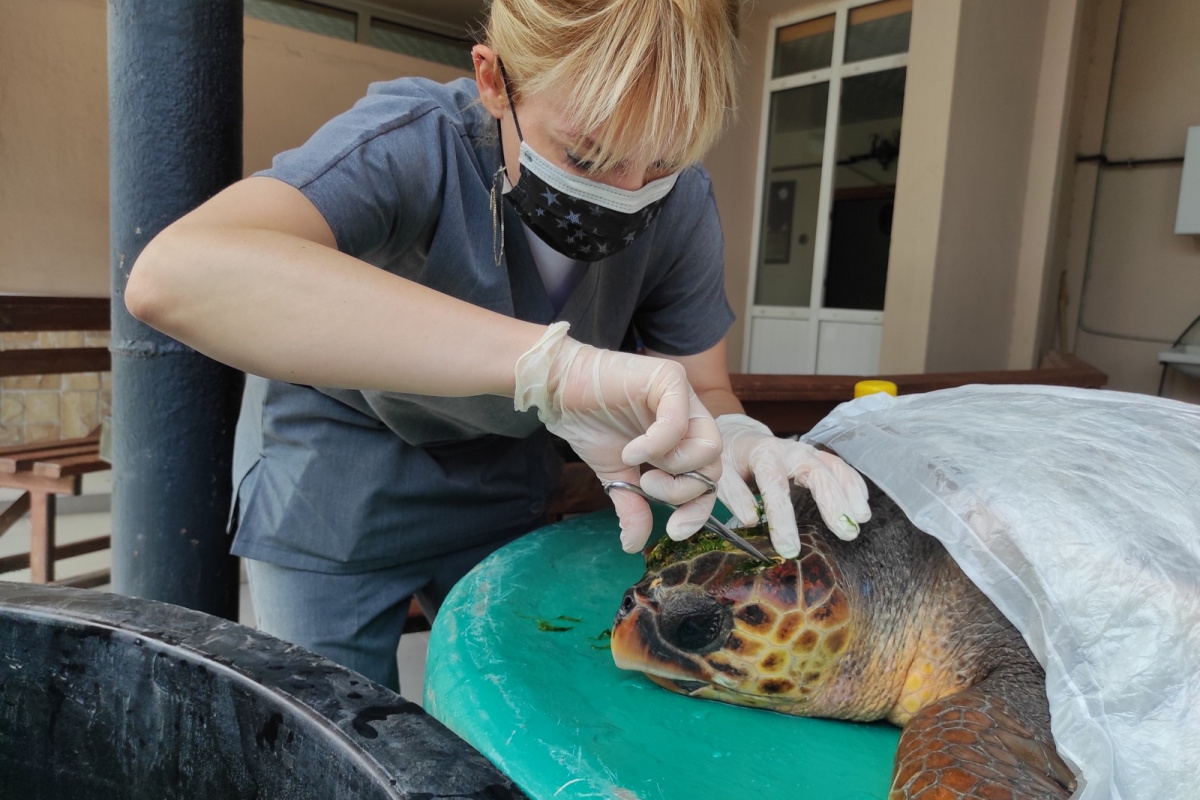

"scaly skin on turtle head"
[611,522,862,717]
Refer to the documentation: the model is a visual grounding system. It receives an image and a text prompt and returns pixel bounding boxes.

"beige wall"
[875,0,962,373]
[1008,0,1084,370]
[243,19,469,176]
[895,0,1087,374]
[1056,0,1200,396]
[703,0,784,372]
[0,0,468,297]
[0,1,469,444]
[922,0,1049,372]
[1,0,110,296]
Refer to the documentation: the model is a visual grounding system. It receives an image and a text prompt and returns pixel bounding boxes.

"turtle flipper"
[889,678,1076,799]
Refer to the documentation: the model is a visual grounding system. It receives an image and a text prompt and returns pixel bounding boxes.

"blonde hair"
[485,0,740,173]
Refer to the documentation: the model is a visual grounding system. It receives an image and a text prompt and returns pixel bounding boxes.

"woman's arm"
[126,176,545,396]
[129,176,726,541]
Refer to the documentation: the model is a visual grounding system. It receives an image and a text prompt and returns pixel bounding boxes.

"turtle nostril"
[616,590,636,621]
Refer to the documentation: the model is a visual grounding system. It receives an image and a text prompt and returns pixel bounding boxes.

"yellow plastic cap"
[854,379,898,398]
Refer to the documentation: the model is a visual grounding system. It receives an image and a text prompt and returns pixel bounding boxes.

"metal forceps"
[602,472,774,563]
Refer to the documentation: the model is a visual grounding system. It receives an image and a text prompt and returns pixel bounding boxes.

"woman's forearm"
[127,225,544,396]
[125,181,545,397]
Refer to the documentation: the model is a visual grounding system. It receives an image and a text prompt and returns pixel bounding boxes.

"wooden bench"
[543,352,1109,519]
[0,295,111,588]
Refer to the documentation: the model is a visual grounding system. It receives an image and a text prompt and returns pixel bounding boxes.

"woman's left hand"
[715,413,871,558]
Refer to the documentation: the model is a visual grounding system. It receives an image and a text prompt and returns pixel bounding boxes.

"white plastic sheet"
[803,385,1200,800]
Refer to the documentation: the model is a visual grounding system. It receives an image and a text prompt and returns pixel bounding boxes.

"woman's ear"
[472,45,506,119]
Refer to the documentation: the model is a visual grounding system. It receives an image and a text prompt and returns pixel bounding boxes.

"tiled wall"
[0,332,111,446]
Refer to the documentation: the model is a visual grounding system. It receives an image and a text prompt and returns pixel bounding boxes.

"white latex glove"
[515,322,722,553]
[715,413,871,557]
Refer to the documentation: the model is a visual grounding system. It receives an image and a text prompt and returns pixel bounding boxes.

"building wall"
[0,0,469,297]
[242,16,469,176]
[710,0,1084,375]
[921,0,1049,372]
[0,331,111,446]
[874,0,962,374]
[1056,0,1200,397]
[703,0,778,373]
[5,0,1194,398]
[0,0,110,297]
[0,0,468,444]
[1007,0,1085,370]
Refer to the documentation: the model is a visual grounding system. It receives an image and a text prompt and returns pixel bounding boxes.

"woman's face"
[502,83,676,192]
[474,46,674,192]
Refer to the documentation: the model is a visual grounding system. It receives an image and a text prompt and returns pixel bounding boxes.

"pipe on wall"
[108,0,245,619]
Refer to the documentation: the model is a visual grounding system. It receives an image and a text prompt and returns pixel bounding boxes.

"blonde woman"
[127,0,869,691]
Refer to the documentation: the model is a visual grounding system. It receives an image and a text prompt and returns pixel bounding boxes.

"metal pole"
[108,0,245,618]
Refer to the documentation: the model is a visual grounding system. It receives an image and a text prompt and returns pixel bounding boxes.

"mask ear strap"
[497,59,525,141]
[489,162,505,267]
[491,59,516,267]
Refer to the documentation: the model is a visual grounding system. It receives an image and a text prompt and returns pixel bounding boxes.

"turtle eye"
[659,592,732,654]
[674,617,718,651]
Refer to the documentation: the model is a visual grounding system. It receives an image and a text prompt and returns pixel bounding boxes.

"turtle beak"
[610,595,656,671]
[610,593,707,682]
[614,613,709,697]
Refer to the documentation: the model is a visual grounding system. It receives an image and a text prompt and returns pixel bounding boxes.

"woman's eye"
[649,161,675,179]
[565,152,598,173]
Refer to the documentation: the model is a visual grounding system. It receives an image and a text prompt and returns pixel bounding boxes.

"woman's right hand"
[514,323,722,552]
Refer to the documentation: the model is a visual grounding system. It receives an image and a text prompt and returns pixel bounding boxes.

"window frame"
[742,0,909,373]
[244,0,474,70]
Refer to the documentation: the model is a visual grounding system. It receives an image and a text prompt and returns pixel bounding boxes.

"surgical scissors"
[602,472,774,563]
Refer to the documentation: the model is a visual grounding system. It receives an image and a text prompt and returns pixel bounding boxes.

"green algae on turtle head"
[645,531,735,570]
[644,522,776,572]
[732,553,786,575]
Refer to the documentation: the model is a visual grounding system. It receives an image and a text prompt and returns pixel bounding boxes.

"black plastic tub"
[0,582,526,799]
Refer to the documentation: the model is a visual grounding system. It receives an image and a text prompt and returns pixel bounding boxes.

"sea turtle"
[609,479,1078,800]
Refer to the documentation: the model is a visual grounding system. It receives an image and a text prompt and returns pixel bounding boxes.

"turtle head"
[610,527,854,715]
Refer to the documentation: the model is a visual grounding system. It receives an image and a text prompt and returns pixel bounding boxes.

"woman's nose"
[602,166,652,192]
[609,175,645,191]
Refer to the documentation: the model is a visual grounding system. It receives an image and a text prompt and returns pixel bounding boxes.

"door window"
[745,0,910,374]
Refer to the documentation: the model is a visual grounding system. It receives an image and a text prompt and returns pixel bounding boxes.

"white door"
[744,0,911,375]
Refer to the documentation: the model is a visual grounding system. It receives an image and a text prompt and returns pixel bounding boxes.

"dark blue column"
[108,0,245,618]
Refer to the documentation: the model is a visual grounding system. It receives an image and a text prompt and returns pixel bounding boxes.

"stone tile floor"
[0,473,430,705]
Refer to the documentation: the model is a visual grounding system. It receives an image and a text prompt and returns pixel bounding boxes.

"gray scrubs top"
[231,77,735,572]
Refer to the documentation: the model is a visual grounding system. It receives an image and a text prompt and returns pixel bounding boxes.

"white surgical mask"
[516,142,679,215]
